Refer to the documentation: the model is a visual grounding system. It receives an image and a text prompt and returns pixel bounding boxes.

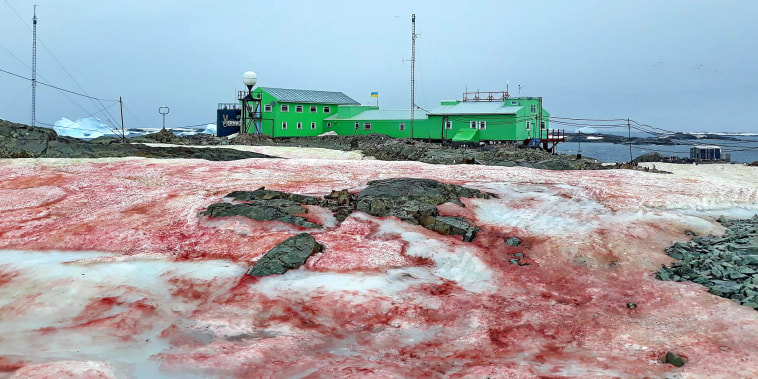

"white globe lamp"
[242,71,257,92]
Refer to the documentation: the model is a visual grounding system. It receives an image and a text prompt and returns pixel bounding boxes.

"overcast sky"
[2,0,757,132]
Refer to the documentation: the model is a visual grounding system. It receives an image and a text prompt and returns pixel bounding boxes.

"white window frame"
[364,122,372,130]
[526,121,531,130]
[310,105,317,113]
[530,104,537,114]
[282,121,288,129]
[264,104,272,112]
[470,121,477,129]
[326,122,332,128]
[281,104,289,112]
[311,122,317,130]
[323,106,331,113]
[296,105,304,113]
[445,120,452,130]
[399,122,405,131]
[297,122,303,130]
[479,121,487,130]
[540,121,546,130]
[354,122,360,130]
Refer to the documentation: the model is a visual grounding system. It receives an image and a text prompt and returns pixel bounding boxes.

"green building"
[233,86,560,146]
[243,87,359,137]
[325,106,431,138]
[426,96,551,143]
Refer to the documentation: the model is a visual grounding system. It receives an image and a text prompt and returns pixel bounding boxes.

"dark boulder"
[201,202,321,229]
[420,216,480,242]
[661,351,686,367]
[506,237,522,247]
[247,233,323,276]
[226,187,324,206]
[355,178,494,240]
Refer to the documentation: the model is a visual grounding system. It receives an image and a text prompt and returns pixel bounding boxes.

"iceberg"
[574,127,598,134]
[202,123,217,135]
[52,117,117,139]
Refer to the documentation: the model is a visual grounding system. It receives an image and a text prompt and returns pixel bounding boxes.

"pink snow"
[0,157,757,378]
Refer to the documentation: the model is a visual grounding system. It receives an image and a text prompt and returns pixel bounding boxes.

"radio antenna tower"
[31,5,38,127]
[410,13,418,139]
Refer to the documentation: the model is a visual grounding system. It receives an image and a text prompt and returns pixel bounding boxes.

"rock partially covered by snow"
[247,233,324,276]
[53,117,115,139]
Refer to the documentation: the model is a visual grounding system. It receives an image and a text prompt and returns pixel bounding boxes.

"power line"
[0,68,118,101]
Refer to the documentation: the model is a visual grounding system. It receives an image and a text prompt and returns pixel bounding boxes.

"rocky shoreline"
[1,118,681,171]
[565,132,742,146]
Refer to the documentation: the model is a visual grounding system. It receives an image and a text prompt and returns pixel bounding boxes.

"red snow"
[0,158,757,378]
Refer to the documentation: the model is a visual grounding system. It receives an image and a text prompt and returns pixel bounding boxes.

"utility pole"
[410,13,417,140]
[119,97,125,142]
[31,5,38,127]
[628,118,633,163]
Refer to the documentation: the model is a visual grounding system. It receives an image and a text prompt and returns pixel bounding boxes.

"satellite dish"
[242,71,257,89]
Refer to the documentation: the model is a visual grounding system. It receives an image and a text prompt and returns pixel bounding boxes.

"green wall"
[243,88,341,137]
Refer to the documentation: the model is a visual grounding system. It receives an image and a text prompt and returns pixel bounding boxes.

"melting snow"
[0,157,757,377]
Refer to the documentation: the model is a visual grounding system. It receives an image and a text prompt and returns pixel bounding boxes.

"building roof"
[325,109,428,121]
[428,102,522,116]
[260,87,359,105]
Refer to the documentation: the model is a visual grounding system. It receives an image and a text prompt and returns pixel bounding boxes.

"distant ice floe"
[53,117,116,139]
[574,127,598,134]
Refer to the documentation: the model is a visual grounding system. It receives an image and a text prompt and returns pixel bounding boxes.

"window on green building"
[281,104,289,112]
[354,122,360,130]
[364,123,372,130]
[479,121,487,130]
[296,105,303,113]
[310,105,317,113]
[282,121,288,129]
[470,121,477,129]
[264,104,272,112]
[399,122,405,131]
[540,121,546,130]
[324,106,331,113]
[530,104,537,113]
[526,121,531,130]
[311,122,317,130]
[327,122,332,128]
[297,122,303,130]
[511,101,518,105]
[445,121,452,130]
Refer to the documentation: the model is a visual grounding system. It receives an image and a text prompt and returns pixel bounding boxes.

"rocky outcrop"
[204,179,495,241]
[657,215,758,310]
[227,187,323,206]
[0,119,274,161]
[201,201,321,229]
[355,178,495,241]
[247,233,323,276]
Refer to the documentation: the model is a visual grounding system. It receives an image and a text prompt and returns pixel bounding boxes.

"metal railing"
[218,103,240,110]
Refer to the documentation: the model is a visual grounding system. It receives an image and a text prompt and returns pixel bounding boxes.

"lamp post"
[241,71,257,134]
[158,106,170,130]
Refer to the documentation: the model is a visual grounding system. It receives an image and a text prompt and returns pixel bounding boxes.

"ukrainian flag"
[370,91,378,97]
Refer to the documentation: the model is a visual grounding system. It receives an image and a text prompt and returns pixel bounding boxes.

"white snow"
[53,117,116,139]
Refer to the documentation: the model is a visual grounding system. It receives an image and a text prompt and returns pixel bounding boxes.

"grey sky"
[1,0,756,132]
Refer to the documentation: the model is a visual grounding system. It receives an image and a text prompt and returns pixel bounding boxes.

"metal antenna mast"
[31,5,38,127]
[410,13,417,140]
